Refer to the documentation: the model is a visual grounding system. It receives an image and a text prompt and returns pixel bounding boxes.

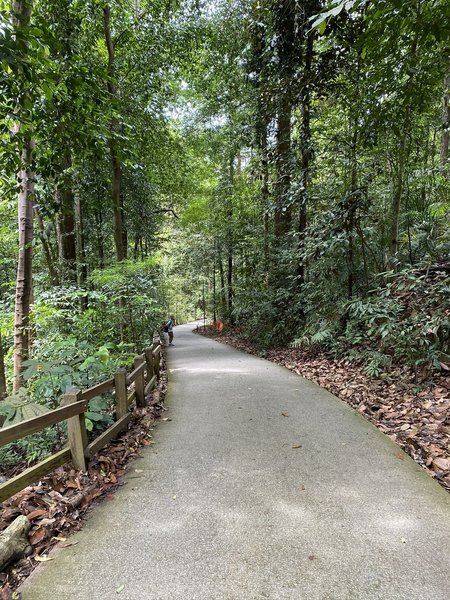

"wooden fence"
[0,339,163,504]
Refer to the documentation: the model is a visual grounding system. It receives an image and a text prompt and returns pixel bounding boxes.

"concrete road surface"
[21,323,450,600]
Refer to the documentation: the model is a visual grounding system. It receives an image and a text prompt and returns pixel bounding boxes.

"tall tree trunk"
[57,157,77,282]
[272,0,297,239]
[95,209,105,269]
[120,189,127,259]
[12,0,34,392]
[74,183,88,310]
[103,4,125,262]
[441,71,450,174]
[218,251,226,319]
[390,110,410,260]
[103,4,128,340]
[347,125,358,300]
[297,27,314,288]
[0,329,6,402]
[274,96,292,237]
[389,2,420,262]
[35,208,59,286]
[261,123,270,269]
[227,156,234,324]
[13,141,34,392]
[212,254,217,323]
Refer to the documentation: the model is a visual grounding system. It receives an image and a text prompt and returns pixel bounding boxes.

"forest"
[0,0,449,477]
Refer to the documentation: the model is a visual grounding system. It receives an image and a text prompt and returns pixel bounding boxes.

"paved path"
[22,323,450,600]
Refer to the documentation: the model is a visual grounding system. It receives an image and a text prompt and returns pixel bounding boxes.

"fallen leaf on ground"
[432,457,450,471]
[60,541,79,548]
[38,518,55,526]
[116,585,124,593]
[34,555,54,562]
[292,444,302,449]
[30,528,46,545]
[281,412,289,417]
[26,509,47,521]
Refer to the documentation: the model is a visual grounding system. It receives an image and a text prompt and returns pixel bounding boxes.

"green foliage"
[85,395,114,433]
[0,429,59,469]
[1,0,450,469]
[89,259,164,350]
[0,388,50,426]
[294,264,450,373]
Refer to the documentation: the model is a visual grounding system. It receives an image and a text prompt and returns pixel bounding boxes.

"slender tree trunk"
[95,209,105,269]
[35,208,59,286]
[120,189,127,259]
[356,221,370,290]
[74,189,87,287]
[421,128,430,207]
[390,3,420,262]
[12,0,34,392]
[13,141,34,391]
[55,213,63,269]
[347,123,358,299]
[0,329,6,402]
[251,7,271,269]
[274,96,292,237]
[218,251,226,319]
[259,118,270,269]
[103,4,125,262]
[103,4,129,340]
[227,156,234,324]
[390,112,410,260]
[297,28,314,287]
[272,0,298,240]
[57,157,77,282]
[441,71,450,174]
[74,183,88,309]
[111,147,124,261]
[212,255,217,323]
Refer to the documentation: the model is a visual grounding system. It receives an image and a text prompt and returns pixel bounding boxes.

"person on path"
[165,315,175,345]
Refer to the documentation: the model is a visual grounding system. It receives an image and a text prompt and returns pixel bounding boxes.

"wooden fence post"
[145,347,154,380]
[134,356,146,408]
[153,344,161,381]
[62,389,87,471]
[114,367,128,419]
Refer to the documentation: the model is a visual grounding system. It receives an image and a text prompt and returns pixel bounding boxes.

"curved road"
[22,323,450,599]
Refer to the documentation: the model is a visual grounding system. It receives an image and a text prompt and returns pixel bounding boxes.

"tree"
[11,0,36,391]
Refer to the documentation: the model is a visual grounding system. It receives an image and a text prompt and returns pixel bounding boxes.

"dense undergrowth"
[235,261,450,380]
[0,262,166,473]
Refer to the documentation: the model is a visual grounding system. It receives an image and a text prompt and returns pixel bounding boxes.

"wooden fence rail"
[0,338,163,504]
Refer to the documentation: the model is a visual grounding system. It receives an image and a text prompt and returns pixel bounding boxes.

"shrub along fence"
[0,339,162,504]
